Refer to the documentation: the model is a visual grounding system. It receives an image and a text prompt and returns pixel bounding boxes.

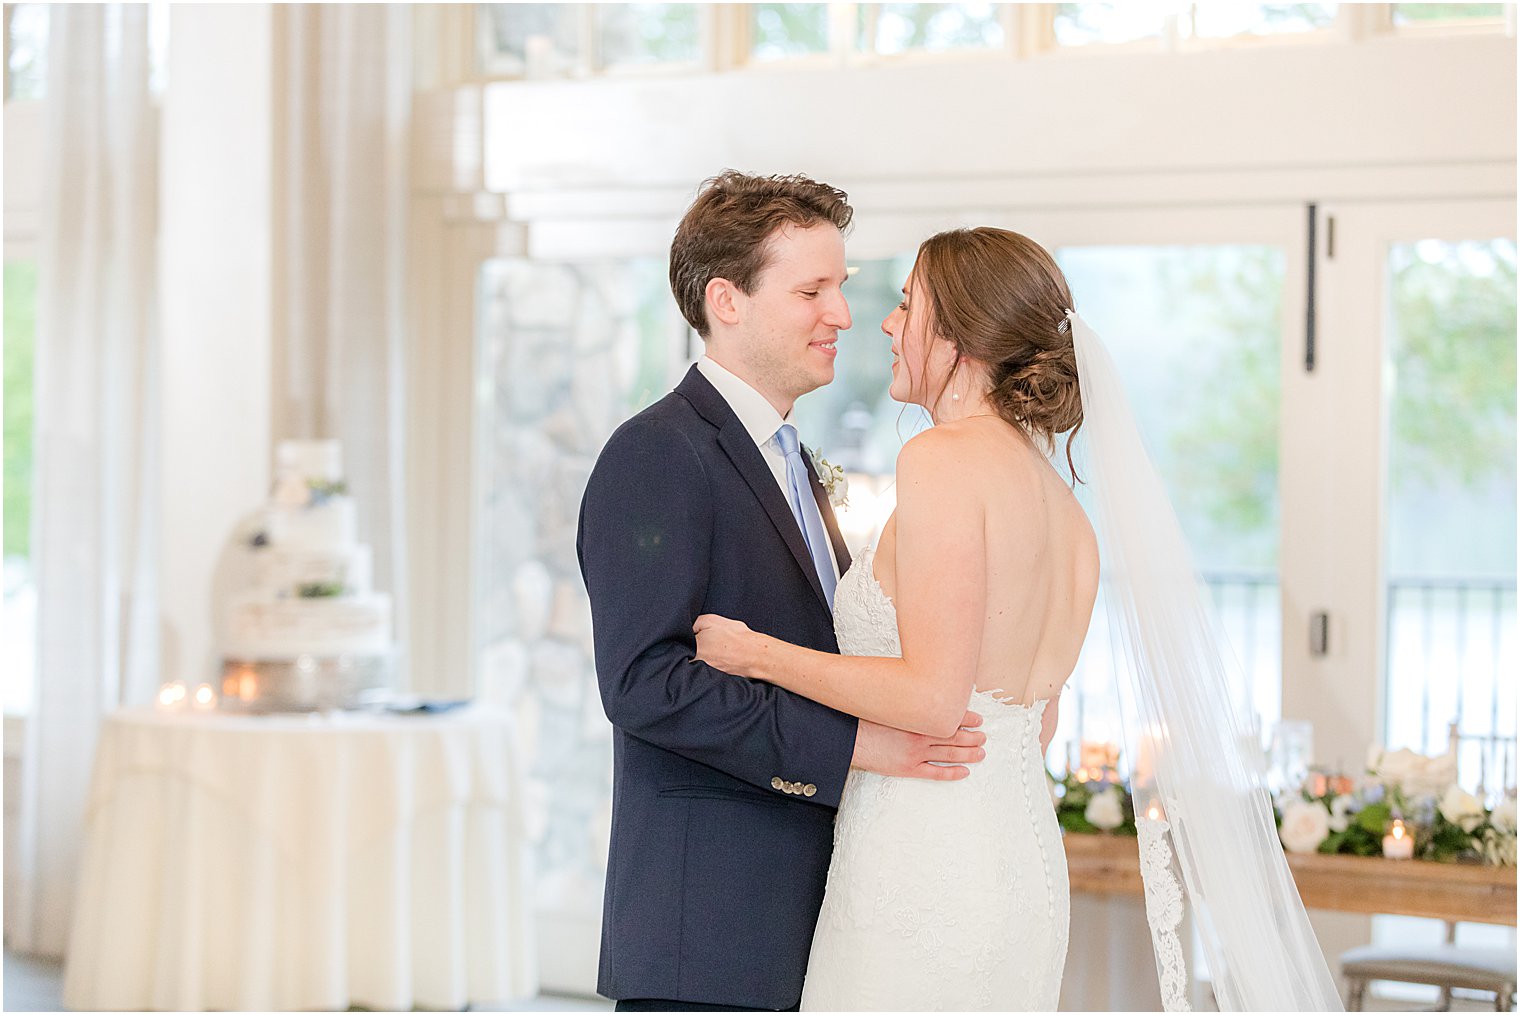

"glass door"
[1011,206,1306,775]
[1317,200,1516,1001]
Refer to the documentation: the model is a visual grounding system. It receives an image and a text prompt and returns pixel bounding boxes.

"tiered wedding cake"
[221,440,393,710]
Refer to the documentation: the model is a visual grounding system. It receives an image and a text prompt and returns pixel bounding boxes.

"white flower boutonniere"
[807,447,849,509]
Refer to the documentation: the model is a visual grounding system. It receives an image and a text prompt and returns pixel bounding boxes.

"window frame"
[465,4,1518,82]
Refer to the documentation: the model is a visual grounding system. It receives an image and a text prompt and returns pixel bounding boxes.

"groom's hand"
[850,710,986,781]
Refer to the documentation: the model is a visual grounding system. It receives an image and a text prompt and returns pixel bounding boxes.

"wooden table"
[1065,834,1517,925]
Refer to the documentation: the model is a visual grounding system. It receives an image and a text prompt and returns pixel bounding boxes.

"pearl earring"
[952,392,960,401]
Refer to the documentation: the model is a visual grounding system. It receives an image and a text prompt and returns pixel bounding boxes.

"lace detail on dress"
[799,546,1070,1012]
[1137,812,1192,1013]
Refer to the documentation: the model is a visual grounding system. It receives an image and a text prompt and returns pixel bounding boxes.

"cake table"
[62,705,535,1012]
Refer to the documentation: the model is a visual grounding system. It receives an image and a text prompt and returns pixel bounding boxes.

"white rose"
[1439,786,1487,833]
[1279,799,1332,854]
[1491,797,1517,835]
[1370,746,1457,800]
[1085,787,1125,831]
[1329,795,1356,833]
[1370,747,1419,784]
[1409,752,1459,799]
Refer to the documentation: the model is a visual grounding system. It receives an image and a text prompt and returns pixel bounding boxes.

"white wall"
[482,33,1515,210]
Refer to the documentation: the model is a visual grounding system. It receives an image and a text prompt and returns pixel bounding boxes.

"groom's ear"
[705,277,744,330]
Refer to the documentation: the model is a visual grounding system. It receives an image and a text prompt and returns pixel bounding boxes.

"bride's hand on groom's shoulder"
[693,613,758,677]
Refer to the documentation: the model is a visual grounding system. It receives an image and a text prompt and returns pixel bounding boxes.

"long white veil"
[1067,309,1343,1012]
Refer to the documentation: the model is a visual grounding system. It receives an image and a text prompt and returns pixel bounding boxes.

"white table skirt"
[62,705,536,1012]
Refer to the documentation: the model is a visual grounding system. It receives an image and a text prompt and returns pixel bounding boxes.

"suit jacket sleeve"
[577,415,858,807]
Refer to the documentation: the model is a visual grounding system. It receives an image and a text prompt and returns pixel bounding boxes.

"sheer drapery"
[274,4,411,680]
[10,4,161,957]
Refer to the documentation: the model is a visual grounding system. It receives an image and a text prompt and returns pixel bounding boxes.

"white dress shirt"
[696,355,841,578]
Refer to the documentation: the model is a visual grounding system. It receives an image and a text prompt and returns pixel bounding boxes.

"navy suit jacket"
[577,366,858,1009]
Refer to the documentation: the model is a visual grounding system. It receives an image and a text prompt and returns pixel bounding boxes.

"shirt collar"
[696,355,794,450]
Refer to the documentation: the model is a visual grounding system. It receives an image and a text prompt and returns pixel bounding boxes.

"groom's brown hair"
[670,170,853,337]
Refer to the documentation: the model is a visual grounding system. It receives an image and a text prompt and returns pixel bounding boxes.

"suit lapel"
[678,367,831,612]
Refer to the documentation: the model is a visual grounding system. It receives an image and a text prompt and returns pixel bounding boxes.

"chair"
[1340,724,1517,1012]
[1341,931,1516,1011]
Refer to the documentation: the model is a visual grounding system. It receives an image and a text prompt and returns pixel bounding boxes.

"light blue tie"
[773,424,837,608]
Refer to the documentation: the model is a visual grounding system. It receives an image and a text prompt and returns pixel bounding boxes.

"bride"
[693,227,1343,1012]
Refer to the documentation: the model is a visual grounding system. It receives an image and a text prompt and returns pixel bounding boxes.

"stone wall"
[476,257,687,921]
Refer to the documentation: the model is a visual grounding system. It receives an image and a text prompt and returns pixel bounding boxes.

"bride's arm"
[694,428,995,738]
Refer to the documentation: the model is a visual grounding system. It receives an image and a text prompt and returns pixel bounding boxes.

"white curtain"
[11,4,160,957]
[275,4,411,681]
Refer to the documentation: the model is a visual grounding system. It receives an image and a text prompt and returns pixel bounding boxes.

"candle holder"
[1382,816,1415,860]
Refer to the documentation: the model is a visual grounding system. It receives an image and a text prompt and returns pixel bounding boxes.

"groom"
[578,171,986,1012]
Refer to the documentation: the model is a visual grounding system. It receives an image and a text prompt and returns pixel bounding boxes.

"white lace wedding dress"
[800,546,1070,1012]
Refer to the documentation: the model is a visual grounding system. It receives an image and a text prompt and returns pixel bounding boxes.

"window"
[476,4,704,76]
[1054,244,1288,756]
[857,3,1006,55]
[5,4,169,99]
[477,3,585,77]
[1053,2,1169,47]
[1391,3,1508,28]
[4,3,47,101]
[750,3,831,61]
[597,3,701,69]
[1188,3,1337,38]
[1383,239,1516,772]
[1055,2,1338,49]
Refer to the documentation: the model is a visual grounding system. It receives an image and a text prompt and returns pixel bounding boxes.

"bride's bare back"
[873,415,1099,750]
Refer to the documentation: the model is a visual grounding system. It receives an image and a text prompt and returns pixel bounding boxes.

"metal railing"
[1385,576,1517,785]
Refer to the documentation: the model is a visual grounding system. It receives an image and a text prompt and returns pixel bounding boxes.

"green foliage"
[1355,801,1392,834]
[4,260,38,559]
[1392,4,1505,24]
[1318,825,1383,857]
[1049,770,1139,837]
[752,4,830,58]
[1388,241,1517,492]
[1253,4,1337,29]
[862,3,1004,52]
[1166,238,1517,546]
[296,581,347,599]
[1428,820,1476,858]
[1164,248,1283,548]
[1282,786,1513,865]
[600,3,699,65]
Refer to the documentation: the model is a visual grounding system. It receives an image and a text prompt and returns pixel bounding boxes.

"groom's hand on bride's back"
[851,710,986,780]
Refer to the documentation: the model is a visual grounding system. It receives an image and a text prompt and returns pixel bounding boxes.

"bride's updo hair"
[914,227,1084,478]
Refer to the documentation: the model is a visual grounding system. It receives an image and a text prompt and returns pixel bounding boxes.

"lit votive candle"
[191,683,217,711]
[1382,818,1415,860]
[156,682,187,710]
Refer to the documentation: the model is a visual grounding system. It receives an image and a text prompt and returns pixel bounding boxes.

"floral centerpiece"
[1050,742,1517,868]
[1049,768,1138,837]
[1274,746,1517,866]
